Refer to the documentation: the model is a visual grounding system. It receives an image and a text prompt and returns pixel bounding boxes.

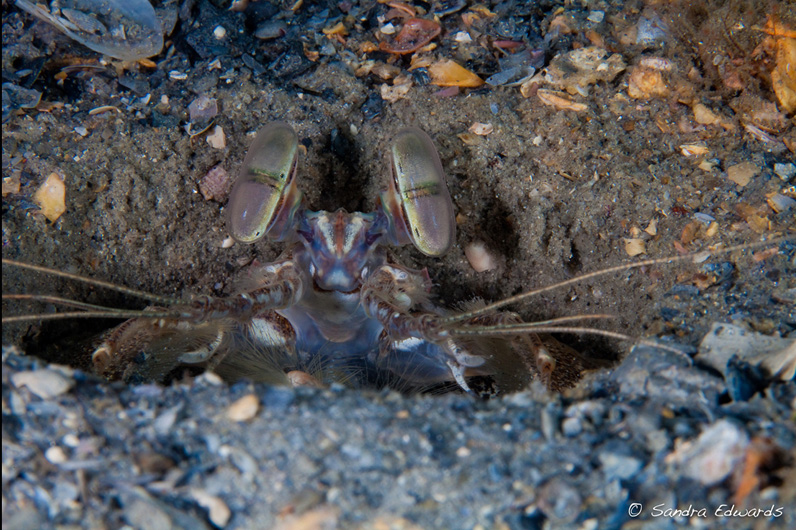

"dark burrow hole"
[11,304,626,399]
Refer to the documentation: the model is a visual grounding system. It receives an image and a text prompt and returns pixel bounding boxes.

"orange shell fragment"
[379,18,441,55]
[428,59,484,87]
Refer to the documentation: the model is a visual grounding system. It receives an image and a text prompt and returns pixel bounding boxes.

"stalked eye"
[227,122,304,243]
[379,128,455,257]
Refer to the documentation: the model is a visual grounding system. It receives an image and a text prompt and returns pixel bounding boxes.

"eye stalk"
[227,122,304,243]
[380,128,456,257]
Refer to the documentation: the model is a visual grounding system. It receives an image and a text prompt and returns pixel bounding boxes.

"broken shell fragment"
[428,59,484,87]
[468,122,493,136]
[206,125,226,149]
[624,238,646,257]
[380,76,413,103]
[679,143,709,157]
[33,172,67,222]
[15,0,163,61]
[727,162,759,187]
[537,89,588,112]
[379,18,441,55]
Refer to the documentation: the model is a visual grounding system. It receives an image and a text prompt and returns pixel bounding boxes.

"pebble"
[254,20,287,40]
[226,394,259,422]
[698,323,795,380]
[666,420,749,486]
[636,16,668,45]
[188,95,218,122]
[453,31,472,43]
[12,368,73,399]
[190,489,231,527]
[120,489,173,530]
[464,241,498,272]
[537,477,581,523]
[561,417,582,437]
[774,162,796,182]
[628,67,669,99]
[541,46,626,96]
[199,165,230,201]
[213,26,227,40]
[598,451,642,481]
[587,11,605,23]
[45,446,67,464]
[32,172,67,223]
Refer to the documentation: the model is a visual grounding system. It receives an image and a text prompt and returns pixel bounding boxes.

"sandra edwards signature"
[627,503,785,518]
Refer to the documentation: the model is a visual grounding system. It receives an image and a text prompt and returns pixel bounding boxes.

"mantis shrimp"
[3,123,788,395]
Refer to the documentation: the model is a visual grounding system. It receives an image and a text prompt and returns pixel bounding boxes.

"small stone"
[693,103,720,125]
[542,46,626,96]
[213,26,227,40]
[537,477,581,523]
[33,172,67,223]
[666,419,749,485]
[598,452,642,480]
[727,161,759,187]
[464,241,498,272]
[587,11,605,23]
[226,394,259,422]
[627,67,668,99]
[254,20,287,40]
[120,489,172,530]
[45,446,67,464]
[190,489,231,527]
[773,162,795,182]
[562,417,582,437]
[453,31,472,43]
[188,95,218,122]
[12,368,73,399]
[74,126,89,137]
[206,125,226,149]
[199,165,230,201]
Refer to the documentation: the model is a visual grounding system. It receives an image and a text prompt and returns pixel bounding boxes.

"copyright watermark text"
[627,503,784,518]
